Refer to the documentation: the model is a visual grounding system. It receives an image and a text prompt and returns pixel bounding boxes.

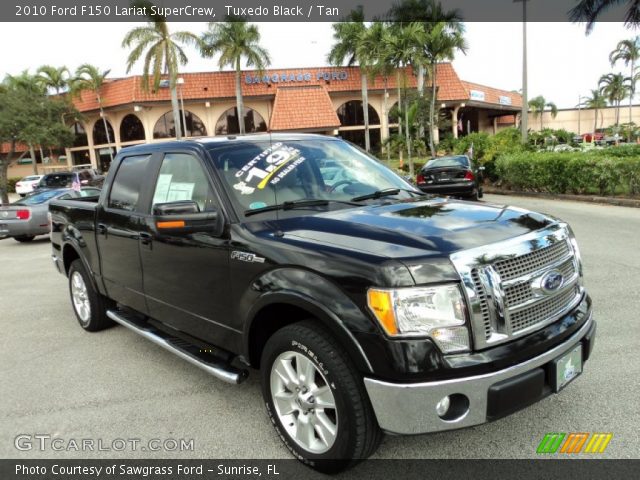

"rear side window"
[42,174,73,187]
[108,155,151,211]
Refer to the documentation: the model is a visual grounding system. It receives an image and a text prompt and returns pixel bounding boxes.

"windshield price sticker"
[233,143,306,195]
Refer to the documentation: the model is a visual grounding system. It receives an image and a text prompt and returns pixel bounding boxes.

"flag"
[72,172,81,192]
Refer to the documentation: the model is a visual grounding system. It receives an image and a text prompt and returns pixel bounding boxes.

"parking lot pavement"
[0,194,638,460]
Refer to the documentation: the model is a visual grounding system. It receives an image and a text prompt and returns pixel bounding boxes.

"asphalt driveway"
[0,194,637,460]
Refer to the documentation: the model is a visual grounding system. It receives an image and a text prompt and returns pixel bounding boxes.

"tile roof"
[69,63,518,113]
[269,86,341,131]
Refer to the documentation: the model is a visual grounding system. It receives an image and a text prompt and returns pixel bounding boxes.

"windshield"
[426,156,470,169]
[207,139,416,216]
[14,189,64,205]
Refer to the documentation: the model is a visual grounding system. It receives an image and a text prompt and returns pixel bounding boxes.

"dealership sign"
[470,89,486,101]
[245,70,349,85]
[499,95,513,106]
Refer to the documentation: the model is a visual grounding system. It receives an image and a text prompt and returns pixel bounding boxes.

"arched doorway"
[336,100,381,151]
[153,110,207,139]
[120,114,146,143]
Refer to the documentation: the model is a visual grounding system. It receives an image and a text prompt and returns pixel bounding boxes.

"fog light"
[436,395,451,417]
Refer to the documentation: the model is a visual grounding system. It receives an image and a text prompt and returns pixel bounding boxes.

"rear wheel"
[68,259,114,332]
[261,321,381,473]
[14,235,35,243]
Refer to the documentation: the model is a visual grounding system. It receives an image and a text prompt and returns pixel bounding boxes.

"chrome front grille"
[450,224,584,350]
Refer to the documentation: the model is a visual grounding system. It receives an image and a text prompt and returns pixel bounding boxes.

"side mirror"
[153,200,200,216]
[153,201,223,236]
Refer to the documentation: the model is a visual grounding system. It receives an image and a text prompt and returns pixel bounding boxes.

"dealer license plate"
[552,345,583,392]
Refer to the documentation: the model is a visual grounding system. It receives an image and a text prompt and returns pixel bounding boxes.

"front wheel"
[261,322,381,473]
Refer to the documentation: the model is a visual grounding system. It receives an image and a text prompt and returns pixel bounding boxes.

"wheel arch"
[244,293,373,375]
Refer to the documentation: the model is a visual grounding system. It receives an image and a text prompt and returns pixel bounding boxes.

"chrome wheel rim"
[270,351,338,454]
[71,271,91,324]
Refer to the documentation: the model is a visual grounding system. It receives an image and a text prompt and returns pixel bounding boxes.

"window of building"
[152,153,218,213]
[70,122,88,147]
[120,114,146,142]
[93,119,115,145]
[336,101,380,126]
[153,110,207,139]
[108,155,151,211]
[215,107,267,135]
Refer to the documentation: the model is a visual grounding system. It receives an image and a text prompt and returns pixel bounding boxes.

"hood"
[277,198,556,260]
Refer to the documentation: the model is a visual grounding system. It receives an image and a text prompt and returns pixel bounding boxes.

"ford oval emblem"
[541,270,564,293]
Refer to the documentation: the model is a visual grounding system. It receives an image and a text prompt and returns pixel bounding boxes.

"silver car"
[0,187,101,243]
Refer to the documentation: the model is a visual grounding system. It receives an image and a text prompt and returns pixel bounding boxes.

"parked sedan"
[33,170,104,194]
[15,175,44,197]
[0,187,101,242]
[416,155,484,200]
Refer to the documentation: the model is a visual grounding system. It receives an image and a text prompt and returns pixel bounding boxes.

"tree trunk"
[361,72,370,152]
[169,86,182,140]
[630,60,635,127]
[594,108,598,136]
[97,92,114,164]
[235,59,245,135]
[396,70,403,166]
[0,158,9,204]
[29,144,38,175]
[383,76,390,164]
[418,65,425,140]
[405,98,413,178]
[428,62,437,157]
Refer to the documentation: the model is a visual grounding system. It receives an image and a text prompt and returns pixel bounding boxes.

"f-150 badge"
[231,251,265,263]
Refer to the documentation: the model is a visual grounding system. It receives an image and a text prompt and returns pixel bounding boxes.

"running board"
[106,310,248,384]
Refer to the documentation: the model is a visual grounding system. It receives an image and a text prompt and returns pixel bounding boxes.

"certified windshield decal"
[233,143,306,194]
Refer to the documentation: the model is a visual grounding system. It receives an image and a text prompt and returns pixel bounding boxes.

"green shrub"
[8,177,21,194]
[496,151,640,197]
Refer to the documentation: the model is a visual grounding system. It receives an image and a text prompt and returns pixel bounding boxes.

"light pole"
[515,0,529,144]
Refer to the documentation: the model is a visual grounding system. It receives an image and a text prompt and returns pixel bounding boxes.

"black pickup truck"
[50,134,595,472]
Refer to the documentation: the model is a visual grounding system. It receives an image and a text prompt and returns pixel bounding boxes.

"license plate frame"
[551,344,583,392]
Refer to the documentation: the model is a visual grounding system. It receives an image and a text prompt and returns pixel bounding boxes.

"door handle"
[139,232,152,246]
[97,223,107,235]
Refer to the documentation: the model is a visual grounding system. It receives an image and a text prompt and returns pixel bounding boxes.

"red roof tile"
[269,86,340,131]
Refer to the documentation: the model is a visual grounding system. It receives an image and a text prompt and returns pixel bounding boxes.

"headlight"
[367,284,470,353]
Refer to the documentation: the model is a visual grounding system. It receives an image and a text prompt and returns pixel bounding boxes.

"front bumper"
[364,313,595,435]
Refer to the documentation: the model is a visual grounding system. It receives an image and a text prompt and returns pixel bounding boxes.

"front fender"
[241,267,378,374]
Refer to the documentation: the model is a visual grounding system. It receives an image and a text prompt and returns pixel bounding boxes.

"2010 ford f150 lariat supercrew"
[50,134,595,472]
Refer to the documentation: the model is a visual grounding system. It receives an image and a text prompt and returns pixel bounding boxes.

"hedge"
[496,150,640,197]
[8,177,21,194]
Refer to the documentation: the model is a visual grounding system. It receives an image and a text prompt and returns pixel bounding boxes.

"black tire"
[68,259,115,332]
[261,321,382,473]
[14,235,35,243]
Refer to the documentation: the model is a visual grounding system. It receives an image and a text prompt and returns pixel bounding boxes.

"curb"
[484,188,640,208]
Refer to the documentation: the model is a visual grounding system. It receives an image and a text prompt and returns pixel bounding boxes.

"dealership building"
[6,63,522,177]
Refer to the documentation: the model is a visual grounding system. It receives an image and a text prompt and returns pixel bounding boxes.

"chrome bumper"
[364,314,594,435]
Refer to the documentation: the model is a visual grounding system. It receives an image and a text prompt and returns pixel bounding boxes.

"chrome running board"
[106,310,248,384]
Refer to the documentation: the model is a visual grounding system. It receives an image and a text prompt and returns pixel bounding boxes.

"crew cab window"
[151,153,217,212]
[108,155,150,211]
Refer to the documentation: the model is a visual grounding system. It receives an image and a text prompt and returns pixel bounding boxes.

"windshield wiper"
[244,199,359,217]
[351,188,426,202]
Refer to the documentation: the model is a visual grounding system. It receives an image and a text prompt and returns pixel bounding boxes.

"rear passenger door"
[138,151,233,344]
[96,153,154,314]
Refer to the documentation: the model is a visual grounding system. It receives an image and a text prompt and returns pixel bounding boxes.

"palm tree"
[201,18,270,136]
[122,1,201,140]
[599,73,631,125]
[570,1,640,33]
[610,37,640,125]
[328,7,372,151]
[73,64,114,163]
[420,22,467,156]
[37,65,71,95]
[528,95,558,131]
[580,89,607,135]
